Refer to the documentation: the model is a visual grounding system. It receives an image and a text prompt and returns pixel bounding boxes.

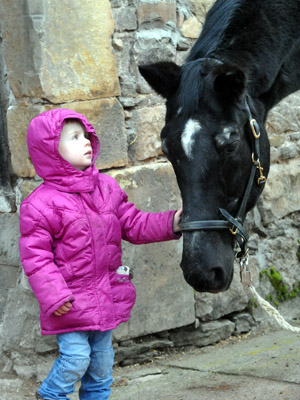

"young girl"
[19,108,182,400]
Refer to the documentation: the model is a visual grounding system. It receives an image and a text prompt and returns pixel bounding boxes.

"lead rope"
[240,255,300,333]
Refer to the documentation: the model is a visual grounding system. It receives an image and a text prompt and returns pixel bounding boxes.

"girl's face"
[58,121,93,171]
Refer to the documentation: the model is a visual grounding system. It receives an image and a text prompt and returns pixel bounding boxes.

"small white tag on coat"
[116,266,130,275]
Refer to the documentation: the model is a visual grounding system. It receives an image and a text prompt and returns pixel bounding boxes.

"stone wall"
[1,0,300,379]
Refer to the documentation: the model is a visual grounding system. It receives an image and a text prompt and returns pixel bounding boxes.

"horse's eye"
[226,140,239,153]
[161,139,170,157]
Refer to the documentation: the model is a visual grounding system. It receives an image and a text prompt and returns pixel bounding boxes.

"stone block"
[113,7,137,32]
[195,266,249,321]
[231,312,255,334]
[169,319,235,347]
[7,105,42,178]
[0,212,20,267]
[1,0,120,102]
[185,0,215,24]
[269,134,286,148]
[7,99,127,178]
[260,158,300,222]
[0,189,16,213]
[266,92,300,135]
[136,30,177,67]
[114,338,173,365]
[277,297,300,323]
[13,358,36,380]
[35,335,58,355]
[115,29,177,95]
[0,264,19,321]
[116,27,180,95]
[36,353,57,383]
[0,378,23,393]
[137,1,176,29]
[20,178,43,200]
[0,276,40,352]
[132,105,165,160]
[113,32,140,95]
[109,163,195,340]
[181,16,202,39]
[254,222,300,289]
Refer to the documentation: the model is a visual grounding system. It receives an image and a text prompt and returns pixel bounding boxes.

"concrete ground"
[2,329,300,400]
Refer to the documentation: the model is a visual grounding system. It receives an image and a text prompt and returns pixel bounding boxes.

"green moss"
[260,266,300,307]
[266,294,273,302]
[246,298,258,315]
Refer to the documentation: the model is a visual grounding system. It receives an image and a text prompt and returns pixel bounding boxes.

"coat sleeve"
[116,186,181,244]
[19,202,74,316]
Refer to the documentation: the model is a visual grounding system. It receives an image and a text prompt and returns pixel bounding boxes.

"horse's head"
[139,59,270,293]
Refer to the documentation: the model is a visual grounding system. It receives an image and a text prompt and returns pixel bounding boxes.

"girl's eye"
[72,134,78,140]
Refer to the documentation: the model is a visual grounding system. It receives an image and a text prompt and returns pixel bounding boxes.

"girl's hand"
[54,302,73,316]
[173,207,183,233]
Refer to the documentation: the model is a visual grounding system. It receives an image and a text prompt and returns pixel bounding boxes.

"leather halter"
[178,99,267,259]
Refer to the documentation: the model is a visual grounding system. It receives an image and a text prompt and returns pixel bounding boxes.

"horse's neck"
[190,0,300,96]
[260,39,300,114]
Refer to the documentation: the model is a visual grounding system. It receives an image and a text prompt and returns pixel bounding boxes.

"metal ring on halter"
[229,226,238,235]
[250,119,260,139]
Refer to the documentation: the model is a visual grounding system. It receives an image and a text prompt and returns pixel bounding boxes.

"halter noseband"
[178,98,267,259]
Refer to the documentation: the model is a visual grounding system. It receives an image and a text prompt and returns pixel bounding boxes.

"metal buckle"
[250,119,260,139]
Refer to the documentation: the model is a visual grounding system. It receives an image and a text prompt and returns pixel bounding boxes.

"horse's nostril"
[212,266,224,285]
[183,265,229,293]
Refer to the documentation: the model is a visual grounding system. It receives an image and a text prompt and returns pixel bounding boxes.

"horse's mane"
[178,59,208,117]
[187,0,245,61]
[178,0,247,116]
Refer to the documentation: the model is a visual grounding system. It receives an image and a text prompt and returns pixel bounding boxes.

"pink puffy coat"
[19,109,180,335]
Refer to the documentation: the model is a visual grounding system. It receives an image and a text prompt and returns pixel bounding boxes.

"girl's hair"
[62,118,85,131]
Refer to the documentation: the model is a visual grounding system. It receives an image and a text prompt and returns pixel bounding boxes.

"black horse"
[139,0,300,293]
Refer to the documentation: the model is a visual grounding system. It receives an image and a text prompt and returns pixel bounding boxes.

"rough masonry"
[0,0,300,379]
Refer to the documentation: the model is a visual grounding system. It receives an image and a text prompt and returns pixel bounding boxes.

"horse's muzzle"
[182,264,232,292]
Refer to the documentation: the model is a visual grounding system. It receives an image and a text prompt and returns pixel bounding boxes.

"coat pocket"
[110,272,136,319]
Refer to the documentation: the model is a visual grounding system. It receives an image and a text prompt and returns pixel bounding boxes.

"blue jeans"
[37,330,114,400]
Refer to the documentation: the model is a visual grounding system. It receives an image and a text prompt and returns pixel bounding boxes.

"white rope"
[248,285,300,333]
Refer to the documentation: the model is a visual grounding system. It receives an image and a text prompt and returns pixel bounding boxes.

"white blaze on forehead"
[181,119,201,159]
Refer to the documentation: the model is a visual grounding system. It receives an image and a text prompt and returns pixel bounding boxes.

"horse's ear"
[139,62,181,99]
[213,65,246,100]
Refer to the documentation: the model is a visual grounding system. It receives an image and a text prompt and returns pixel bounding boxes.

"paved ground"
[2,329,300,400]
